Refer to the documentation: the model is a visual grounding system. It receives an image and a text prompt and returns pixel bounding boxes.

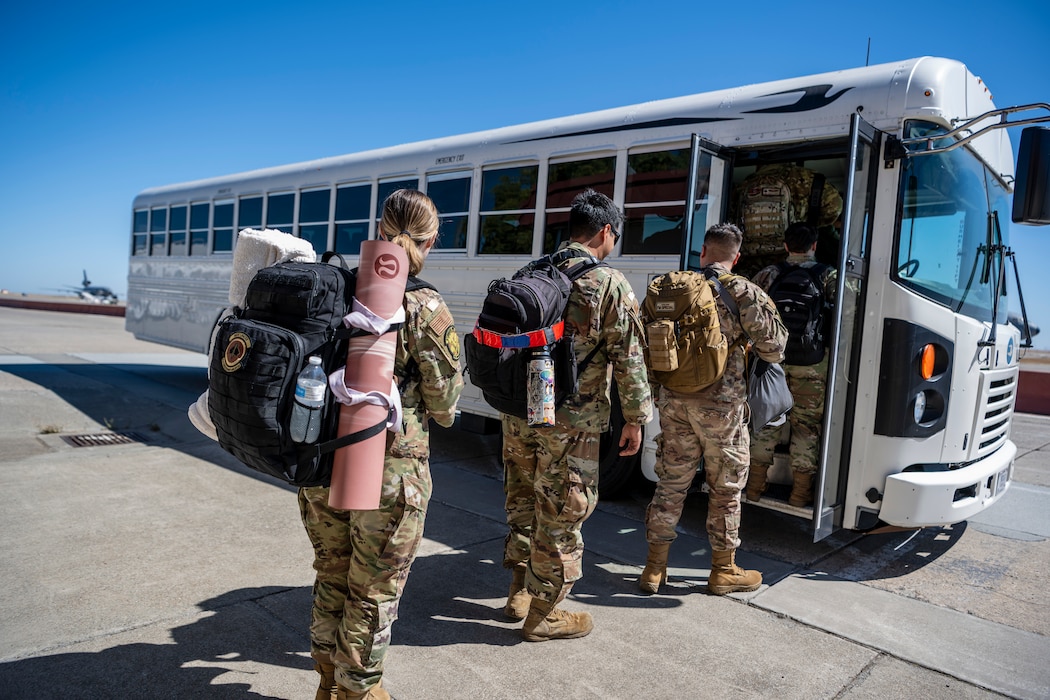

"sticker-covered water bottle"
[527,346,556,426]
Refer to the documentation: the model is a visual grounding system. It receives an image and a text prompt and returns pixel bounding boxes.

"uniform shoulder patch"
[427,305,459,364]
[443,325,460,362]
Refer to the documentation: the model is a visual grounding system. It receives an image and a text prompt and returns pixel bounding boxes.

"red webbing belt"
[473,320,564,349]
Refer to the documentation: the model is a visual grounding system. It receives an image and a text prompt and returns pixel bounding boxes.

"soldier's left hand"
[619,423,642,456]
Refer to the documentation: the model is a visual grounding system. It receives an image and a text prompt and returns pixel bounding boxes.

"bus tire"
[598,383,642,500]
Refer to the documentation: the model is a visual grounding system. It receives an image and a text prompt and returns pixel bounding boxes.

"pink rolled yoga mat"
[328,240,408,510]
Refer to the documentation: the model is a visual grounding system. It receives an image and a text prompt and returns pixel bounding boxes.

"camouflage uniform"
[503,241,652,607]
[299,286,463,694]
[732,164,843,278]
[644,262,786,550]
[751,253,837,477]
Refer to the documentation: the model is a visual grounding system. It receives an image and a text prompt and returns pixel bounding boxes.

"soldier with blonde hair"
[300,189,463,700]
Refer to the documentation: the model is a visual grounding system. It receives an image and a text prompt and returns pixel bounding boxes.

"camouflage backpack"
[642,270,729,394]
[739,173,795,260]
[737,166,826,276]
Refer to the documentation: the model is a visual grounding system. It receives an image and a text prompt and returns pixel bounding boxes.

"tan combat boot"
[521,599,593,642]
[746,463,769,501]
[336,679,390,700]
[788,472,814,507]
[708,548,762,595]
[638,541,671,594]
[504,563,531,620]
[311,652,337,700]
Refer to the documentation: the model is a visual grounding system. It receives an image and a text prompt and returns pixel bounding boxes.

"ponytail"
[378,190,439,276]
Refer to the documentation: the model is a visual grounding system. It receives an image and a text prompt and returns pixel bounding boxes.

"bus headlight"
[913,391,927,424]
[876,320,953,438]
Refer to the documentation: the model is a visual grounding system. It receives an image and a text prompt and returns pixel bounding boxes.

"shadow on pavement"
[0,586,313,699]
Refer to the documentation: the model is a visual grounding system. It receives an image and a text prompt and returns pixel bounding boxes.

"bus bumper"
[878,440,1016,527]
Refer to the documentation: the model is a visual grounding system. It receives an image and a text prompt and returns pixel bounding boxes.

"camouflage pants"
[298,455,430,693]
[645,396,749,551]
[502,413,600,608]
[751,360,827,476]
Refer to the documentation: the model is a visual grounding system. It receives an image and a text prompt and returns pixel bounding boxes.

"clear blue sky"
[2,1,1049,347]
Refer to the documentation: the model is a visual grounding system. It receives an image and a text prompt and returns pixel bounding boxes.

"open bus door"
[814,113,881,541]
[681,134,734,271]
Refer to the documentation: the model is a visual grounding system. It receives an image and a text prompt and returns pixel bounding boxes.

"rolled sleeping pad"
[328,240,409,510]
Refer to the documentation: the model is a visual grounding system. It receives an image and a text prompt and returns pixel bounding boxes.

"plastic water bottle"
[527,347,556,426]
[289,356,327,443]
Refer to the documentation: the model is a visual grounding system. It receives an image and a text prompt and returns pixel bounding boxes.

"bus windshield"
[895,121,1010,324]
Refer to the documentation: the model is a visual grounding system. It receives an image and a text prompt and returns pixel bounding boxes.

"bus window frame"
[426,169,473,252]
[542,152,618,255]
[477,161,540,256]
[334,181,373,256]
[298,185,333,254]
[189,201,210,256]
[212,198,236,254]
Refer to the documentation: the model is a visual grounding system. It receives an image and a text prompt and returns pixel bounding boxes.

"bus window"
[624,149,690,255]
[213,199,234,253]
[543,156,616,254]
[896,125,1008,324]
[478,165,538,255]
[426,173,470,250]
[132,210,148,256]
[190,202,209,255]
[169,205,187,256]
[299,187,331,255]
[266,192,294,235]
[150,207,168,256]
[239,196,262,230]
[375,179,419,221]
[334,183,371,255]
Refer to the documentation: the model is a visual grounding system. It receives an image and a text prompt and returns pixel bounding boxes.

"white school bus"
[127,56,1049,540]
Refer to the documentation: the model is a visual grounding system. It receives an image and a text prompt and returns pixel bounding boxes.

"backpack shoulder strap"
[704,267,755,348]
[767,261,798,297]
[550,248,605,281]
[702,267,740,319]
[405,275,436,292]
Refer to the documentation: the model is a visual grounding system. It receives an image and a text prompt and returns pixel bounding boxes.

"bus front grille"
[976,369,1016,458]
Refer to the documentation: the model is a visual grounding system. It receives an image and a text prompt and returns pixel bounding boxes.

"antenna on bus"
[865,38,871,67]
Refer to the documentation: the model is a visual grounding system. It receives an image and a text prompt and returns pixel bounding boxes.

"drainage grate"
[61,432,146,448]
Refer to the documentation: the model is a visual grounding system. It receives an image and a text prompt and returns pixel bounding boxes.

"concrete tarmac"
[0,306,1047,699]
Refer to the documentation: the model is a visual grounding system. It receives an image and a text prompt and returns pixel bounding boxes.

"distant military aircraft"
[62,271,118,304]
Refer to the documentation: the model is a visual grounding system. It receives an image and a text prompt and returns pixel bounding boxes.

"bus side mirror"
[1012,126,1050,225]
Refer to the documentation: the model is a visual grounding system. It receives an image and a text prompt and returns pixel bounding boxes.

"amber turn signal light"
[920,344,936,380]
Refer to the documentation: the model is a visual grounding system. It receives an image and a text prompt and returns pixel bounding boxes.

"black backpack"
[208,255,434,486]
[463,249,606,418]
[766,262,831,366]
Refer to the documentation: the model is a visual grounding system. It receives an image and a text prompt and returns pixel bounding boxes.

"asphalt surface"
[0,306,1047,699]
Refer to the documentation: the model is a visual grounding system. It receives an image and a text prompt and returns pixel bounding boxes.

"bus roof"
[135,56,1012,204]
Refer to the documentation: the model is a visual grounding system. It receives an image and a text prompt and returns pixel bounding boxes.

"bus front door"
[681,134,733,271]
[814,113,881,541]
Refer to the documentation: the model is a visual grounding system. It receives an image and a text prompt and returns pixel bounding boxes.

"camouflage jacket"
[391,286,464,459]
[555,242,653,432]
[688,262,787,405]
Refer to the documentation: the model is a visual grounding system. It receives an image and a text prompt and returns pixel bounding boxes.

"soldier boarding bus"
[127,56,1049,540]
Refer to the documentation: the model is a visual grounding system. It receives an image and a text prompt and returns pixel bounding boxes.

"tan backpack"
[642,270,729,393]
